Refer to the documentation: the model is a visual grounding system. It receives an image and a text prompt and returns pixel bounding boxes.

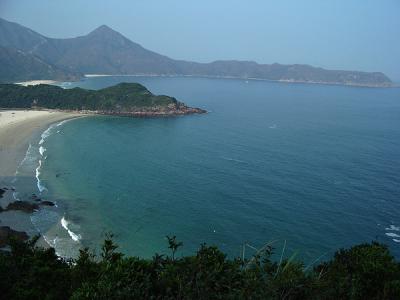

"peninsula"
[0,83,206,116]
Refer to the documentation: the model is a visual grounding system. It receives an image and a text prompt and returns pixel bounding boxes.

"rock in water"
[40,201,55,207]
[5,201,39,213]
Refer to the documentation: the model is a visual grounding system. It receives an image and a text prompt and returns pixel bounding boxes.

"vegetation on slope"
[0,83,205,115]
[0,46,80,83]
[0,235,399,299]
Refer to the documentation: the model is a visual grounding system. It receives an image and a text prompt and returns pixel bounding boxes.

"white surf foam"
[56,119,73,127]
[61,217,81,242]
[35,159,47,193]
[12,191,20,201]
[385,232,400,238]
[41,234,62,256]
[36,122,64,192]
[39,125,55,145]
[385,225,400,231]
[30,211,64,257]
[39,146,46,156]
[39,118,70,146]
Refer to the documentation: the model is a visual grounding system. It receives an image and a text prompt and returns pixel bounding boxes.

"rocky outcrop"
[0,188,5,198]
[0,226,29,247]
[30,194,42,202]
[40,200,55,207]
[0,198,56,213]
[97,106,207,117]
[4,201,39,213]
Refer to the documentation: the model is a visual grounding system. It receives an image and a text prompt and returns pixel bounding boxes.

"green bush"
[0,236,399,299]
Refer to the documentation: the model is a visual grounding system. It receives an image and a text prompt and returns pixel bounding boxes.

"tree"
[166,235,183,261]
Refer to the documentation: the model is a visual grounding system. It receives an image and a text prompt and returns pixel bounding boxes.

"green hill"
[0,83,206,116]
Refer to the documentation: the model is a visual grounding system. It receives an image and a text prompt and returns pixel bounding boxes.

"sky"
[1,0,399,81]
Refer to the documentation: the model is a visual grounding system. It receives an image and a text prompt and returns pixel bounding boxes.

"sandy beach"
[15,80,58,86]
[0,110,81,183]
[0,110,82,238]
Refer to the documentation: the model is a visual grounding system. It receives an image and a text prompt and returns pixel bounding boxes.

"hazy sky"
[1,0,399,81]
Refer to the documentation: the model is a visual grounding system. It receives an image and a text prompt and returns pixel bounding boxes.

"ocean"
[14,76,400,261]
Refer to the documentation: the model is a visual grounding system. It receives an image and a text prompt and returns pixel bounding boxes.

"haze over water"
[34,77,400,261]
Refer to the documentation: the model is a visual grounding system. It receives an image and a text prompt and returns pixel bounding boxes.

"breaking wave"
[61,217,82,242]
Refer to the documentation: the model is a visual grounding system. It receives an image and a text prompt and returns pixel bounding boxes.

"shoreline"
[83,74,396,88]
[0,110,83,184]
[14,80,59,86]
[13,75,392,89]
[0,110,84,249]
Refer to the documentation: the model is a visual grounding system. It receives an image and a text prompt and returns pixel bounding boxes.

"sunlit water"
[17,76,400,261]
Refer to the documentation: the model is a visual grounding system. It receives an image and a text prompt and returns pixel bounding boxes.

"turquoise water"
[33,77,400,260]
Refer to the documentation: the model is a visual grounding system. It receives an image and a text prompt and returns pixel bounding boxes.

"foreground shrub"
[0,236,399,299]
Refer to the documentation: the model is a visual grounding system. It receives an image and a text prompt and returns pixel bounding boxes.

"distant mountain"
[0,46,80,82]
[0,82,206,116]
[0,18,80,82]
[0,18,47,52]
[0,18,392,87]
[32,25,179,75]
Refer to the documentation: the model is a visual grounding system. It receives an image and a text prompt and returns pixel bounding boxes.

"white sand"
[15,80,57,86]
[84,74,111,77]
[0,110,57,128]
[0,110,84,248]
[0,110,82,180]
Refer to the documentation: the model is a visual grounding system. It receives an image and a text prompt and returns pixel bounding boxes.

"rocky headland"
[0,82,207,117]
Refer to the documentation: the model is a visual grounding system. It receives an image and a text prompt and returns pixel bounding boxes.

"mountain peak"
[94,24,113,31]
[88,24,120,37]
[0,18,392,87]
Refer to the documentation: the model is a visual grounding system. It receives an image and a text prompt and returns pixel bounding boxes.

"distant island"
[0,18,392,88]
[0,83,206,116]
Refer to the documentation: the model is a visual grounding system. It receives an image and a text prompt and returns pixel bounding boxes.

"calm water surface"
[26,76,400,261]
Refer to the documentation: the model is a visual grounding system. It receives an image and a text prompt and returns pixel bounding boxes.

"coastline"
[14,80,58,86]
[0,110,84,248]
[83,74,395,88]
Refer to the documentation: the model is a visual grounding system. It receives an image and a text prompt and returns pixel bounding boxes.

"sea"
[12,76,400,262]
